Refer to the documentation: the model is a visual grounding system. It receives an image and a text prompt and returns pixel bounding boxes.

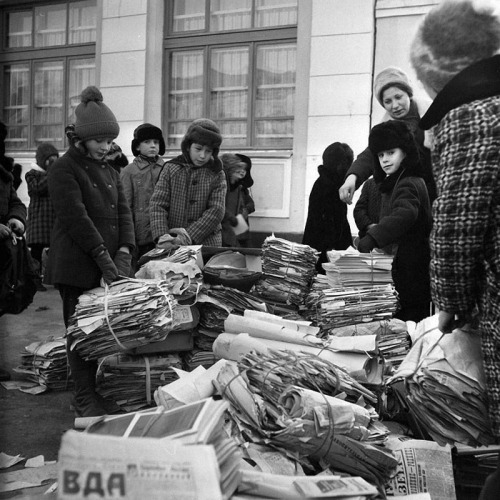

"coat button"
[192,180,198,185]
[93,183,97,187]
[108,184,112,188]
[190,200,196,204]
[111,204,115,209]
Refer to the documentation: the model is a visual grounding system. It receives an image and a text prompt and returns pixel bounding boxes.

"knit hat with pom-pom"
[181,118,222,159]
[74,86,119,141]
[411,0,500,94]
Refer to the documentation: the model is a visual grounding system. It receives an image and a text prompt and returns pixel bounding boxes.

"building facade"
[0,0,439,243]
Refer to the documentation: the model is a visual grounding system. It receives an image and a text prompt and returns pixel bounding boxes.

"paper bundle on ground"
[67,278,178,360]
[389,317,495,446]
[58,430,223,500]
[215,356,397,486]
[213,332,384,385]
[96,353,182,412]
[14,338,71,392]
[254,236,319,306]
[85,398,241,499]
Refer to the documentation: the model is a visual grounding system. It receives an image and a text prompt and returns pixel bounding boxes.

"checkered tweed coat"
[150,154,226,246]
[25,168,55,246]
[421,55,500,438]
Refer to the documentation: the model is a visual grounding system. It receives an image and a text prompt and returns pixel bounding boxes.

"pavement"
[0,286,73,498]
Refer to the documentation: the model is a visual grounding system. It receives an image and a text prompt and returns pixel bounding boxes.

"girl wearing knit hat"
[411,2,500,487]
[150,118,226,248]
[25,142,59,291]
[358,120,432,323]
[47,86,135,417]
[338,67,436,206]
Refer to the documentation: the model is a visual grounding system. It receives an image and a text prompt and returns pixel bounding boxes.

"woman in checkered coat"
[412,0,500,453]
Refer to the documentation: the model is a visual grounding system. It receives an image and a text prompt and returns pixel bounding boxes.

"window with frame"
[1,0,97,151]
[165,0,298,150]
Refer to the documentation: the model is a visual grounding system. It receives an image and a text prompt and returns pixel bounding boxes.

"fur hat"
[181,118,222,159]
[35,142,59,169]
[369,120,418,156]
[221,153,247,174]
[411,0,500,94]
[131,123,166,156]
[373,67,414,106]
[322,142,354,170]
[74,86,119,141]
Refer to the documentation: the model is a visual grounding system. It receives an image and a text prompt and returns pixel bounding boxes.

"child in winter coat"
[26,142,59,290]
[47,86,135,417]
[150,118,226,248]
[120,123,166,262]
[302,142,354,273]
[353,177,382,240]
[357,120,432,322]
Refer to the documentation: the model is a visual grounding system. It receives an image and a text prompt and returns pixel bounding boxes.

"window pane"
[168,50,204,148]
[33,61,64,148]
[7,10,32,48]
[255,43,295,146]
[210,47,248,146]
[255,119,293,147]
[172,0,205,32]
[35,4,66,47]
[68,58,96,124]
[69,0,97,44]
[3,64,30,150]
[255,0,298,28]
[210,0,251,31]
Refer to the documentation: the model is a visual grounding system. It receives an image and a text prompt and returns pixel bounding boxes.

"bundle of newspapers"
[306,284,399,330]
[325,248,394,288]
[67,278,178,360]
[389,316,495,447]
[96,353,182,412]
[254,236,319,306]
[215,351,398,486]
[14,337,71,392]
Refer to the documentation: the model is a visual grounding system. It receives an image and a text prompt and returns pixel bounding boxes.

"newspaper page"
[58,430,222,500]
[385,436,457,500]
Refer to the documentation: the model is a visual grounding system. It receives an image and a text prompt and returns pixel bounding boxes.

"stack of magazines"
[97,353,182,412]
[254,236,319,307]
[14,338,71,391]
[67,278,178,360]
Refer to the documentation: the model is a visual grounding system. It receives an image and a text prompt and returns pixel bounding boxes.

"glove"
[113,249,132,278]
[157,233,179,252]
[91,245,119,285]
[169,227,192,246]
[228,216,238,227]
[8,218,24,236]
[357,234,377,253]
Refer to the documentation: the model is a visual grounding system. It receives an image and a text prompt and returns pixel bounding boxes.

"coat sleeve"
[345,147,374,188]
[119,164,134,210]
[187,171,227,244]
[26,170,49,197]
[116,174,136,252]
[353,181,373,234]
[149,165,172,241]
[7,185,27,226]
[430,105,499,316]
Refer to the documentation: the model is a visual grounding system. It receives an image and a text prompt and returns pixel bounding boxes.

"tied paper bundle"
[254,236,319,306]
[67,279,177,360]
[97,353,182,412]
[14,337,72,392]
[311,285,399,329]
[390,316,495,447]
[216,353,397,486]
[325,248,394,288]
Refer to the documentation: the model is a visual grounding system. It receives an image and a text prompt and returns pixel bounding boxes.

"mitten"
[157,233,179,252]
[169,227,192,246]
[229,216,238,227]
[91,245,119,284]
[113,249,132,278]
[357,234,377,253]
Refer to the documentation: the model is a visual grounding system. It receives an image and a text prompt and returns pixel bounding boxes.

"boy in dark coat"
[302,142,354,273]
[358,120,432,323]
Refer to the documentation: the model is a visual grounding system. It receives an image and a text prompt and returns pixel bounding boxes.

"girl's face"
[85,138,113,160]
[138,139,160,158]
[229,167,246,185]
[189,143,213,167]
[377,147,406,176]
[382,86,411,119]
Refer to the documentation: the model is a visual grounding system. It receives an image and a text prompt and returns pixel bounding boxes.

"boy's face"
[138,139,160,158]
[86,138,113,160]
[189,143,213,167]
[377,147,406,176]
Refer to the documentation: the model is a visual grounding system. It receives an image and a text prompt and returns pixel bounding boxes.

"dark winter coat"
[46,145,135,289]
[346,97,437,203]
[221,176,245,247]
[0,164,26,226]
[362,156,432,322]
[353,177,382,239]
[26,168,55,246]
[420,55,500,437]
[303,164,353,270]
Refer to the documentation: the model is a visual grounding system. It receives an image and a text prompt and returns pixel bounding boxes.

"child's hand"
[169,228,192,246]
[229,216,238,227]
[8,218,24,236]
